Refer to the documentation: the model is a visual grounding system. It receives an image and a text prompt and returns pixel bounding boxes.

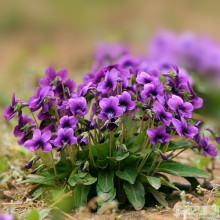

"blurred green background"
[1,0,220,109]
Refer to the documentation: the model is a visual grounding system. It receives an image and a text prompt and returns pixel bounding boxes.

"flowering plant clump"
[3,62,218,210]
[147,31,220,121]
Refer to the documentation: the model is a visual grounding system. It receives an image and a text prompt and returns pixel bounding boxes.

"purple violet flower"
[153,101,172,126]
[39,120,56,133]
[58,116,78,130]
[37,101,53,120]
[24,129,52,153]
[141,82,164,99]
[117,91,135,112]
[80,137,88,146]
[147,125,171,144]
[167,95,193,118]
[39,67,68,89]
[136,71,157,84]
[187,82,203,109]
[53,128,77,147]
[97,68,118,93]
[98,96,123,121]
[55,79,76,99]
[29,87,54,112]
[118,55,138,70]
[199,134,218,157]
[14,114,34,137]
[216,136,220,145]
[0,214,13,220]
[172,117,198,139]
[3,93,21,121]
[17,131,33,146]
[78,82,94,96]
[69,97,88,116]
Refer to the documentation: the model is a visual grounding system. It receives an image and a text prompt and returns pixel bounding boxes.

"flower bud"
[99,136,105,143]
[25,156,40,169]
[114,132,121,138]
[100,124,106,132]
[160,153,168,160]
[31,164,46,174]
[82,161,89,172]
[80,138,88,146]
[107,122,118,131]
[90,120,97,129]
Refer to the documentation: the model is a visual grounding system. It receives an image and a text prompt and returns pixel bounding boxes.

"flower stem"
[136,84,139,101]
[30,111,39,128]
[170,148,187,160]
[147,154,159,176]
[89,145,95,167]
[88,136,96,167]
[49,151,59,183]
[137,151,151,173]
[53,101,60,121]
[140,110,145,132]
[61,82,67,99]
[151,141,170,176]
[109,131,113,157]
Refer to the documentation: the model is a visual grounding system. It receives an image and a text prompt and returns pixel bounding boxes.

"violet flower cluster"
[3,60,218,167]
[148,31,220,82]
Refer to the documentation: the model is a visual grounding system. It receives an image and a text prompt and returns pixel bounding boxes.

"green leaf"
[191,157,210,169]
[146,176,161,190]
[68,169,80,186]
[167,141,191,152]
[92,142,109,159]
[39,209,51,220]
[76,150,89,161]
[123,115,133,132]
[74,185,90,209]
[78,170,88,178]
[38,149,49,165]
[116,150,129,161]
[126,130,146,153]
[68,175,80,186]
[75,160,85,166]
[123,180,145,210]
[160,179,179,191]
[97,184,116,203]
[32,186,48,200]
[116,166,138,184]
[17,174,58,186]
[26,210,40,220]
[158,161,210,178]
[97,170,114,192]
[68,173,97,186]
[95,159,108,169]
[147,186,168,207]
[216,198,220,208]
[82,174,97,185]
[135,149,151,159]
[0,157,8,173]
